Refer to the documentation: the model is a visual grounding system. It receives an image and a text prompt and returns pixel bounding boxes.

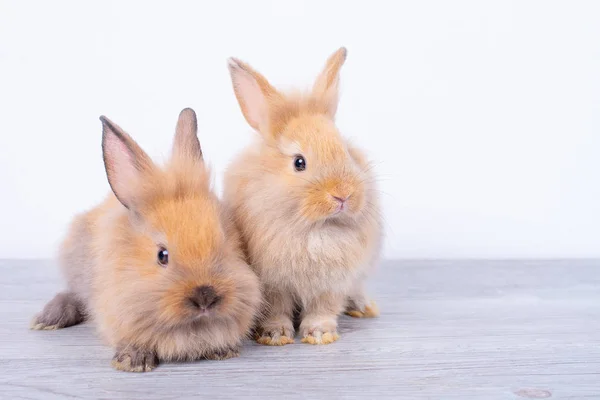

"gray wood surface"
[0,259,599,399]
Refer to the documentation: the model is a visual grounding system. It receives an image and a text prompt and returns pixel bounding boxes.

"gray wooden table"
[1,259,599,399]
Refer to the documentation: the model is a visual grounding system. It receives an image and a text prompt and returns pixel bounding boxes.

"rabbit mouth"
[329,200,351,218]
[193,308,215,319]
[185,304,223,323]
[181,308,218,326]
[330,207,344,217]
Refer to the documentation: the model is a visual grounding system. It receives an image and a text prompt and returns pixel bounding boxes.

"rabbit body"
[32,109,261,371]
[225,49,382,345]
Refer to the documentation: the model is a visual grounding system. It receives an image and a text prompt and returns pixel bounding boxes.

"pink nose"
[332,195,349,204]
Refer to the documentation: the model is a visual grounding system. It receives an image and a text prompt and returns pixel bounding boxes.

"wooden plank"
[0,259,599,399]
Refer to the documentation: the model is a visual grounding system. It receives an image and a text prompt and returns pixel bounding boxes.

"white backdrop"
[1,0,599,259]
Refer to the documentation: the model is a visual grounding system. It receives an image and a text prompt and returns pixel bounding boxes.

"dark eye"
[157,247,169,267]
[294,155,306,172]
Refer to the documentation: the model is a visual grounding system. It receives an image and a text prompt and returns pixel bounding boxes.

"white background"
[1,0,598,259]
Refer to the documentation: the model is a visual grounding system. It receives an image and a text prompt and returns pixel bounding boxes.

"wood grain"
[0,259,599,399]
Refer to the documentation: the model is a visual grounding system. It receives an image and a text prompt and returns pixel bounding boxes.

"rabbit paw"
[255,326,295,346]
[204,346,240,360]
[30,318,61,331]
[30,291,85,330]
[300,318,339,345]
[111,347,158,372]
[301,329,340,345]
[345,300,380,318]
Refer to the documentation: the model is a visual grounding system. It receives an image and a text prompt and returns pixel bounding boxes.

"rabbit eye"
[294,155,306,172]
[157,247,169,267]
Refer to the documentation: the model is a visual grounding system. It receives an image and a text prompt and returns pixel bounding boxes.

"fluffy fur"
[224,48,383,345]
[31,108,261,371]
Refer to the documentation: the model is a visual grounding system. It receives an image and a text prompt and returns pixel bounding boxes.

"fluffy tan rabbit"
[30,108,261,371]
[225,48,382,346]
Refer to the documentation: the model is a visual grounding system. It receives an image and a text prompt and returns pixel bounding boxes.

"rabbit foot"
[255,326,295,346]
[345,300,380,318]
[30,291,85,330]
[204,346,240,360]
[301,329,340,345]
[30,320,60,331]
[300,316,339,345]
[112,347,158,372]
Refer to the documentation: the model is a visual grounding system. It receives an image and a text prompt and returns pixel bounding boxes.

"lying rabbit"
[31,108,261,371]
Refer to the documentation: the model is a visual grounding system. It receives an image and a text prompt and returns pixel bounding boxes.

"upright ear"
[100,116,155,209]
[312,47,347,118]
[172,107,202,161]
[228,57,278,134]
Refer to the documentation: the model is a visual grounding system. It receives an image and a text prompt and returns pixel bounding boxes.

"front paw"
[345,300,380,318]
[111,347,158,372]
[30,315,61,331]
[30,292,85,330]
[255,325,295,346]
[300,318,339,345]
[204,346,240,361]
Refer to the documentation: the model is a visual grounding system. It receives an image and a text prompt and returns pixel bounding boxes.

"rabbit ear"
[228,57,278,133]
[312,47,347,117]
[100,116,155,209]
[172,107,202,161]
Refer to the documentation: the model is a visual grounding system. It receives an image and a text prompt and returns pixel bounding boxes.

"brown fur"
[225,48,383,345]
[31,108,261,371]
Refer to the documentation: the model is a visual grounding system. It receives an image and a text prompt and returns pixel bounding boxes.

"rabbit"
[30,108,262,372]
[224,47,382,346]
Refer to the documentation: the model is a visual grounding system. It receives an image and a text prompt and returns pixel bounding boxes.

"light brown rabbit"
[225,48,382,346]
[31,108,261,371]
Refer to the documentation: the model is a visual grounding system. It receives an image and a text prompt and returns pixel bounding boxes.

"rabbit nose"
[332,195,349,204]
[189,285,221,310]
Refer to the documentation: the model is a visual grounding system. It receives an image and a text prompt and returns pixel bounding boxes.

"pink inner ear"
[104,132,138,206]
[233,68,267,130]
